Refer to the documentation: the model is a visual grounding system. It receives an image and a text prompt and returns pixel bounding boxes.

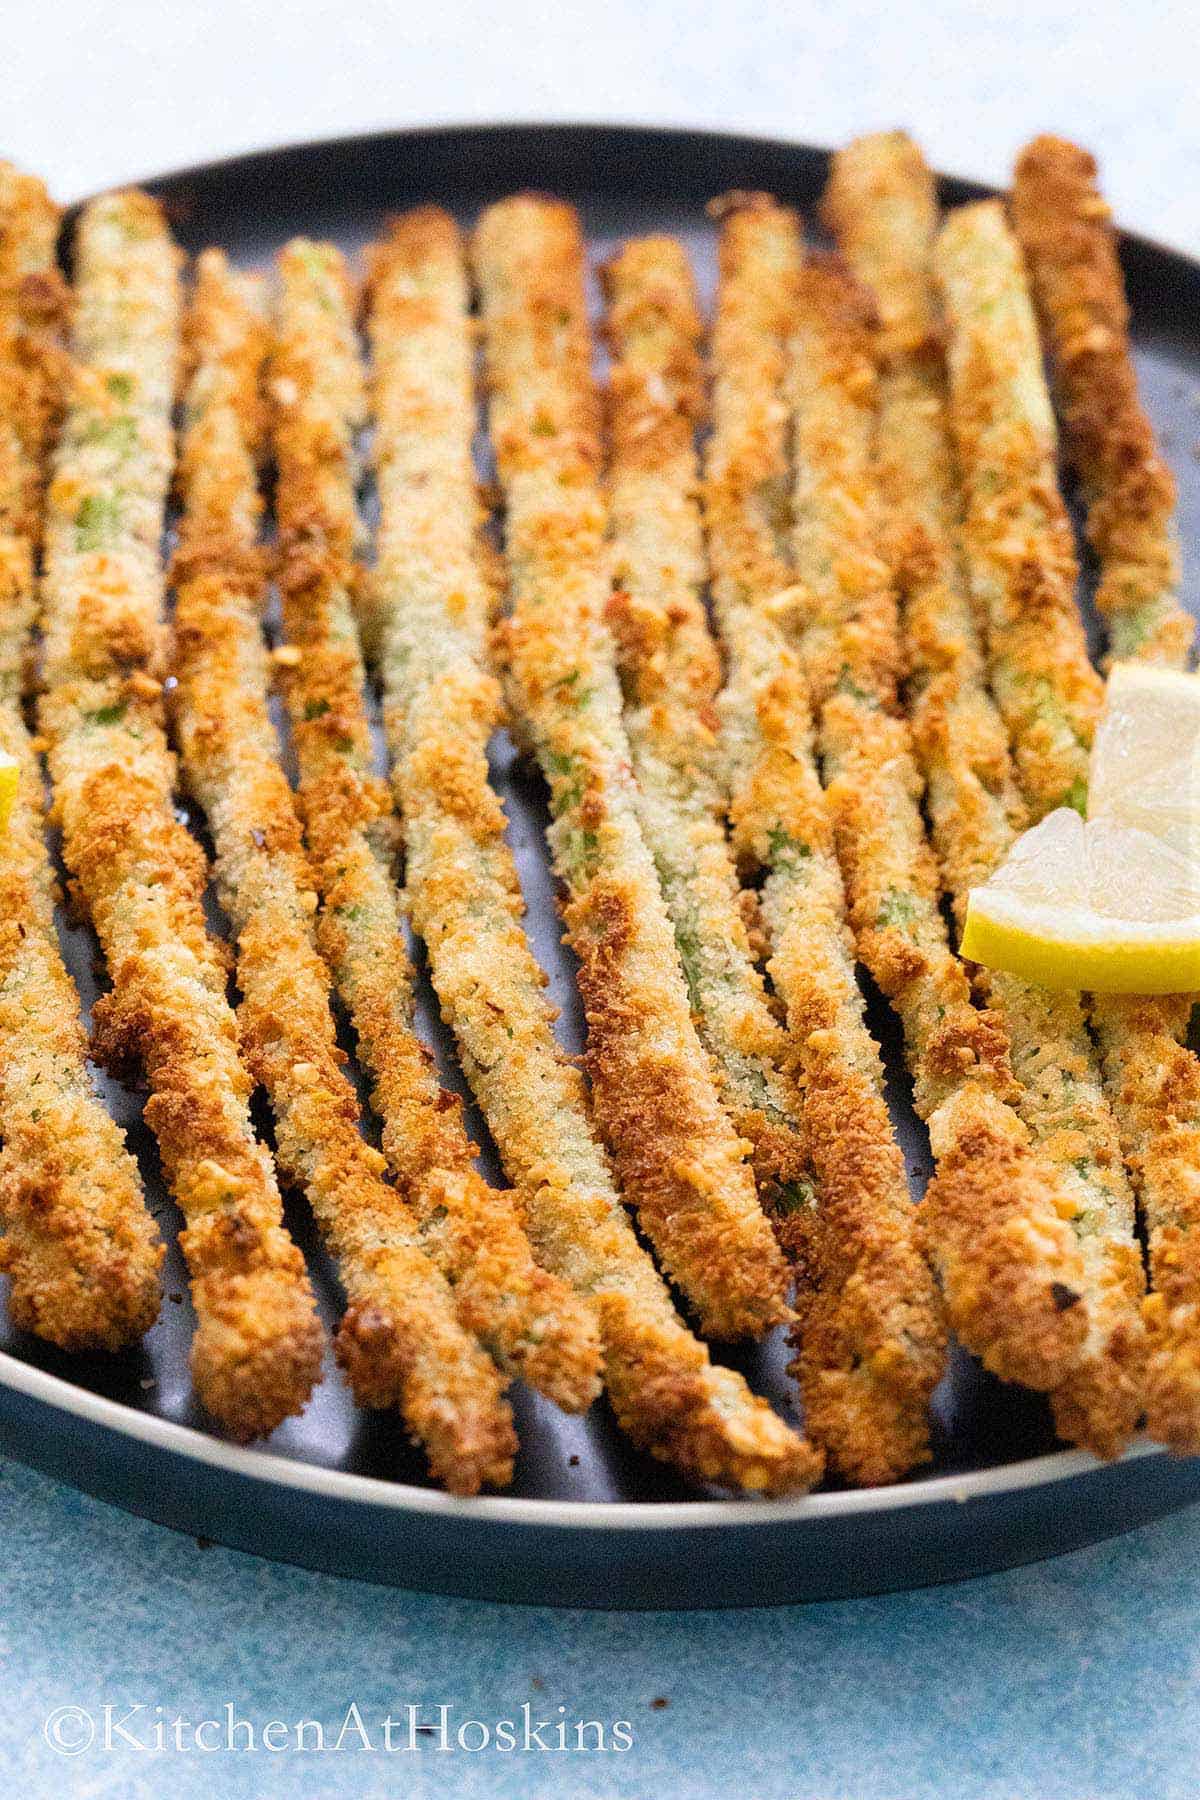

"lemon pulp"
[962,666,1200,993]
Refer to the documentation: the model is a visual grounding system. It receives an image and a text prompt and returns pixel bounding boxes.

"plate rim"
[5,119,1195,1539]
[91,117,1200,274]
[0,1344,1166,1528]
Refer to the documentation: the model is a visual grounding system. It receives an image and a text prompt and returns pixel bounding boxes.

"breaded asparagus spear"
[826,133,1145,1457]
[0,163,63,556]
[601,235,815,1236]
[791,245,1124,1417]
[932,201,1104,819]
[39,192,323,1438]
[721,191,1091,1412]
[368,204,821,1493]
[786,255,1010,1102]
[473,195,789,1342]
[993,160,1200,1453]
[823,139,1028,905]
[934,200,1200,1454]
[706,193,945,1484]
[1092,989,1200,1452]
[172,251,516,1494]
[271,238,599,1421]
[1011,135,1193,667]
[0,167,163,1349]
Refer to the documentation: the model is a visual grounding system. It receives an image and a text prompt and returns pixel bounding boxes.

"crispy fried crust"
[473,195,789,1341]
[0,167,163,1351]
[706,193,944,1483]
[0,163,68,556]
[934,201,1104,819]
[823,137,1028,914]
[1005,140,1200,1453]
[38,194,322,1437]
[1096,994,1200,1452]
[936,195,1200,1452]
[273,240,597,1429]
[171,250,515,1494]
[1003,145,1200,1454]
[757,197,1100,1405]
[369,205,819,1494]
[1011,136,1193,667]
[349,224,602,1414]
[726,193,1101,1404]
[788,254,1013,1115]
[828,134,1144,1457]
[601,235,813,1222]
[0,724,164,1350]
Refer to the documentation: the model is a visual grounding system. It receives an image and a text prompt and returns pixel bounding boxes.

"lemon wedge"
[962,665,1200,993]
[962,811,1200,992]
[1087,662,1200,859]
[0,752,18,838]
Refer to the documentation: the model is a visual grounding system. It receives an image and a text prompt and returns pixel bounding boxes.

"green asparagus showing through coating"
[826,133,1145,1458]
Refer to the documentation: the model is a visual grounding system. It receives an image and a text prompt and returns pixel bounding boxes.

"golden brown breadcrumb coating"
[787,257,1009,1108]
[369,204,820,1493]
[933,200,1104,819]
[1007,137,1200,1449]
[822,139,1028,911]
[473,195,789,1342]
[1003,141,1200,1453]
[827,134,1145,1458]
[791,240,1118,1405]
[271,238,597,1427]
[601,234,815,1231]
[38,193,323,1437]
[937,194,1200,1455]
[1011,135,1193,667]
[171,249,516,1494]
[0,163,67,555]
[1096,992,1200,1452]
[727,193,1113,1420]
[706,193,945,1483]
[0,166,164,1351]
[329,225,604,1416]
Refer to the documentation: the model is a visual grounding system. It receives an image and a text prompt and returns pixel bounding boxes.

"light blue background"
[2,1457,1197,1799]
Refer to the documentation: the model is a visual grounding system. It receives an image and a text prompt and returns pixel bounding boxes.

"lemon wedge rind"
[962,889,1200,994]
[0,752,18,839]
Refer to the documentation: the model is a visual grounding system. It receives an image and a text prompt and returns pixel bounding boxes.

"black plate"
[2,124,1199,1608]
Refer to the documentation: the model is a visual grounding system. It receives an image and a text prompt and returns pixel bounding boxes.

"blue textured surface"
[1,1458,1197,1797]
